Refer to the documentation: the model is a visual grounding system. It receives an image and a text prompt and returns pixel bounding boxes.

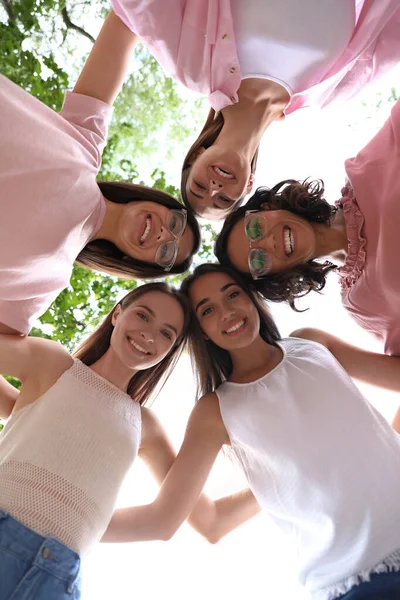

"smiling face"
[117,201,195,268]
[111,291,185,370]
[185,147,253,220]
[226,208,317,276]
[188,271,260,351]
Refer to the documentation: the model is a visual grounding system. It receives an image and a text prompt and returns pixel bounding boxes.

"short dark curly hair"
[214,179,338,310]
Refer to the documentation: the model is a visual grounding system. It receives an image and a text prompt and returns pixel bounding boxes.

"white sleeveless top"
[0,359,141,555]
[215,338,400,600]
[231,0,355,96]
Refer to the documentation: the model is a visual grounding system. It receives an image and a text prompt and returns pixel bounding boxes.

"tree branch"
[61,7,95,43]
[1,0,15,21]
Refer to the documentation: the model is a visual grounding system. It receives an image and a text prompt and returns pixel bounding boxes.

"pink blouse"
[339,98,400,356]
[111,0,400,114]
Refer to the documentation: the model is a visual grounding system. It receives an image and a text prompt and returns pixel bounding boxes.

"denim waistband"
[0,509,81,590]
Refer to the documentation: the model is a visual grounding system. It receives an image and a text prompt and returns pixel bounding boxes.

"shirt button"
[230,96,236,102]
[222,34,228,40]
[42,547,51,559]
[229,66,236,73]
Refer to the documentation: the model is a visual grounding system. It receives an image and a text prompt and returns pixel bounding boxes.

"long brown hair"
[73,282,190,405]
[181,109,259,216]
[215,179,337,310]
[180,264,280,400]
[76,181,201,279]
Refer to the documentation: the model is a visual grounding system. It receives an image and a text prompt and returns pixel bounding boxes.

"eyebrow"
[194,283,237,313]
[136,305,178,336]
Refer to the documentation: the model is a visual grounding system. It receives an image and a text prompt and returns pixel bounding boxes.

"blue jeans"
[0,509,81,600]
[337,569,400,599]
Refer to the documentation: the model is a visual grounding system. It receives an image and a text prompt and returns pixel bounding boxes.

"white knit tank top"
[216,338,400,600]
[0,359,141,555]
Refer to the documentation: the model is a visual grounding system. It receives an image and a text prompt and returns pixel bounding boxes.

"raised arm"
[104,405,259,544]
[102,393,239,543]
[290,328,400,391]
[73,9,139,105]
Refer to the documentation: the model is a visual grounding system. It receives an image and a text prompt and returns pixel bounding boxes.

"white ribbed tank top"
[0,359,141,555]
[216,338,400,600]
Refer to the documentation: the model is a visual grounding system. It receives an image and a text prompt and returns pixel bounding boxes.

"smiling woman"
[78,181,200,281]
[0,11,201,345]
[215,179,344,306]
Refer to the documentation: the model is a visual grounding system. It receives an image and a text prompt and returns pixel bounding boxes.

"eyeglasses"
[244,211,272,280]
[155,209,188,272]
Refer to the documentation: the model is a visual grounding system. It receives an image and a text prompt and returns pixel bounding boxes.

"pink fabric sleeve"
[59,92,114,169]
[0,297,47,335]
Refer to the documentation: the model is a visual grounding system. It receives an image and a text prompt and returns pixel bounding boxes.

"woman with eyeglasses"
[110,0,400,220]
[0,10,200,409]
[214,97,400,422]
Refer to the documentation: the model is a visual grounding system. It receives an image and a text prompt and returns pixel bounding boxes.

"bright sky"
[81,67,400,600]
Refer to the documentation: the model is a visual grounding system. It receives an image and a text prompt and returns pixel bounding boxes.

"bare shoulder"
[28,337,72,374]
[11,338,73,413]
[290,327,330,347]
[190,392,230,444]
[140,406,164,440]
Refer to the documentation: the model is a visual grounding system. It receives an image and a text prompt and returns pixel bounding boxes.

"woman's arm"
[73,10,139,105]
[102,393,236,543]
[0,377,18,420]
[291,328,400,391]
[104,406,260,544]
[188,488,260,544]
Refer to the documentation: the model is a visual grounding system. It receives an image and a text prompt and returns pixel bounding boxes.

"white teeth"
[140,218,151,244]
[226,319,245,334]
[284,227,294,256]
[129,338,148,354]
[214,166,234,179]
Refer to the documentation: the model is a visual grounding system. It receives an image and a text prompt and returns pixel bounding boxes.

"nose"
[140,329,154,344]
[210,179,223,191]
[156,225,173,243]
[221,304,235,321]
[262,232,276,253]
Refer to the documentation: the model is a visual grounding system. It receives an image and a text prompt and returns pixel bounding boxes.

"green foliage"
[0,5,69,110]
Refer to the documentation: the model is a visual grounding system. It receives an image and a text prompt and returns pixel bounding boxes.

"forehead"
[130,291,185,331]
[189,272,238,307]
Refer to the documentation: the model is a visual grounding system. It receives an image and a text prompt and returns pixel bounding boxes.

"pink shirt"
[0,75,112,334]
[339,98,400,356]
[111,0,400,114]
